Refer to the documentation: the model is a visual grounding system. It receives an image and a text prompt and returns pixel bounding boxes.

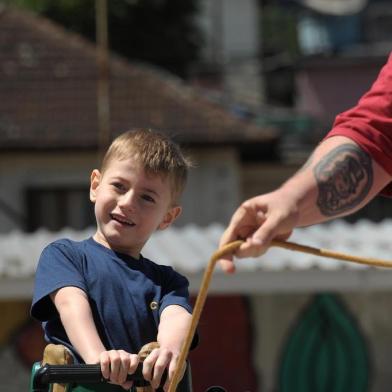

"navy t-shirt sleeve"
[158,266,192,316]
[31,240,87,322]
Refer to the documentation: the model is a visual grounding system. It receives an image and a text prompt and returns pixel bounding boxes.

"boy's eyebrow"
[142,187,160,197]
[111,176,161,197]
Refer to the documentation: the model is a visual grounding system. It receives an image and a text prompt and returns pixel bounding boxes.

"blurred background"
[1,0,392,391]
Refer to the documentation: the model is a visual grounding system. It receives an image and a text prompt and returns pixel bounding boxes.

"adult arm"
[327,53,392,178]
[219,53,392,273]
[219,136,392,273]
[142,304,192,391]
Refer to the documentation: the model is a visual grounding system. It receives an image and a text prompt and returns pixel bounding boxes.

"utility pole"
[95,0,110,158]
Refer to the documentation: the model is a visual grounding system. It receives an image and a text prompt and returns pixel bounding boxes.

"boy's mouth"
[110,213,135,227]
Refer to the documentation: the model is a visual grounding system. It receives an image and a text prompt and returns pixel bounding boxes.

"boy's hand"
[142,346,185,391]
[99,349,139,390]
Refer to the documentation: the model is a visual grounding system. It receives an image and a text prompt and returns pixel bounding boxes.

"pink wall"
[296,55,388,126]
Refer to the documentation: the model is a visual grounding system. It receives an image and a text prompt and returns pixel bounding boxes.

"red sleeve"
[325,53,392,195]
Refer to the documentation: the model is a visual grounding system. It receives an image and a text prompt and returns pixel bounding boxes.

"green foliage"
[5,0,202,78]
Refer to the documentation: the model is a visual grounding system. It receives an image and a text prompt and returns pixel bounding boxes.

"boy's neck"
[92,233,142,260]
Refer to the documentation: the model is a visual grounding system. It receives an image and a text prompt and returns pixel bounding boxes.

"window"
[25,187,95,232]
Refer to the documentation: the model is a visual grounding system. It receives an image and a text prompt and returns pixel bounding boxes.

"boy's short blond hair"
[101,129,191,203]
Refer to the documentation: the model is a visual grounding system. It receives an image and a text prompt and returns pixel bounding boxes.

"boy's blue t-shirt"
[31,237,192,362]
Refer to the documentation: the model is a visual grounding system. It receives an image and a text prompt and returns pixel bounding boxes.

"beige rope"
[271,239,392,268]
[167,240,243,392]
[168,238,392,391]
[136,342,160,392]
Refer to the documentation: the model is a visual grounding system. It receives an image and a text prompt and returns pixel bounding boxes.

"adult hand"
[219,189,300,273]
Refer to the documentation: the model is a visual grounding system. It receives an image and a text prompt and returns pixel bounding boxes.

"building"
[2,4,392,392]
[0,6,277,392]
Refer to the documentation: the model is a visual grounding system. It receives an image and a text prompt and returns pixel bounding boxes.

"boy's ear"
[158,206,182,230]
[90,169,101,203]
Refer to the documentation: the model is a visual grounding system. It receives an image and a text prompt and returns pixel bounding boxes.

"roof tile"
[0,7,277,149]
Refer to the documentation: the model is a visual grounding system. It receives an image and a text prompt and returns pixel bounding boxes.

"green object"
[279,293,370,392]
[30,362,43,392]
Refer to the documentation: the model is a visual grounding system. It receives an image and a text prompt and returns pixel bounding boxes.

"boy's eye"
[112,182,125,191]
[142,194,155,203]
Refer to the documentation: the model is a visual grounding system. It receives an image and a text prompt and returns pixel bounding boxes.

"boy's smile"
[90,157,181,258]
[110,212,135,227]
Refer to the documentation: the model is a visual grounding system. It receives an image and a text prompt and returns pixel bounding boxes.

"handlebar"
[32,363,166,392]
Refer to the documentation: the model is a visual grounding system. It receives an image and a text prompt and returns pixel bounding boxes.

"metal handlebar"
[32,363,164,392]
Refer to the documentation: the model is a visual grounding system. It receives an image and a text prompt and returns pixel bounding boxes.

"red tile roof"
[0,7,278,150]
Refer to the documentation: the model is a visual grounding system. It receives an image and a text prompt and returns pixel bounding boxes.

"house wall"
[0,152,96,233]
[295,56,388,126]
[196,0,264,108]
[176,148,241,227]
[241,163,300,201]
[198,0,259,61]
[0,148,241,233]
[251,291,392,392]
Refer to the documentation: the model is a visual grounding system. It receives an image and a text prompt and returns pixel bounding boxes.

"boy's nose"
[118,190,136,210]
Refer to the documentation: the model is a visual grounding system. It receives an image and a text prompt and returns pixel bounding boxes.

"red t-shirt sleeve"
[325,53,392,195]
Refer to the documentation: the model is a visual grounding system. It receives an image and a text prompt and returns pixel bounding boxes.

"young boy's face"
[90,157,181,258]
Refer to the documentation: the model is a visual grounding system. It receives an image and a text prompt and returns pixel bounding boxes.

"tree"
[10,0,202,78]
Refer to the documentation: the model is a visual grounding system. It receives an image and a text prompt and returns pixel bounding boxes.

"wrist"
[81,348,106,364]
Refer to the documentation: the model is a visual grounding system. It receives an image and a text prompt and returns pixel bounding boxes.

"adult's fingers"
[218,206,266,272]
[218,228,236,274]
[218,256,236,274]
[220,204,252,246]
[248,215,293,256]
[225,211,293,259]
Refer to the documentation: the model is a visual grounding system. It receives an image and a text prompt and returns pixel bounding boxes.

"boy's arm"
[51,286,138,388]
[50,286,106,363]
[142,304,192,390]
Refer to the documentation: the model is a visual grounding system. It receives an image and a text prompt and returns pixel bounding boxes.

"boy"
[31,129,193,391]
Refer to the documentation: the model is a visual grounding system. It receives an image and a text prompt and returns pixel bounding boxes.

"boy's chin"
[106,235,143,256]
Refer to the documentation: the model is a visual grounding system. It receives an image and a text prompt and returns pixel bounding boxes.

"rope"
[167,238,392,391]
[167,240,243,392]
[271,239,392,268]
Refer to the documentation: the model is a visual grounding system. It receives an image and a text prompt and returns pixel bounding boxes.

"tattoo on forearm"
[314,144,373,216]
